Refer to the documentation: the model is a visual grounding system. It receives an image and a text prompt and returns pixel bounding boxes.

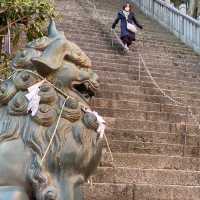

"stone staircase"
[57,0,200,199]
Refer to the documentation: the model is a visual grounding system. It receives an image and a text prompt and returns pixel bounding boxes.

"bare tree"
[188,0,200,18]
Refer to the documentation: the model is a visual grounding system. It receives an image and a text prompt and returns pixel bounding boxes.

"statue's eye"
[0,83,7,93]
[21,74,30,82]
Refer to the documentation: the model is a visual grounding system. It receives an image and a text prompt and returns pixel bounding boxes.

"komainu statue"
[0,21,103,200]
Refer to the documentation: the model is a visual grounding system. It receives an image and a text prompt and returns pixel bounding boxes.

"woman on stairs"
[112,3,143,51]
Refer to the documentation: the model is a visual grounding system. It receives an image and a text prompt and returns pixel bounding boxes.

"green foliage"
[0,53,12,80]
[0,0,56,46]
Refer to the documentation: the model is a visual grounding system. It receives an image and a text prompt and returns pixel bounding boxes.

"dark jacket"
[112,10,143,39]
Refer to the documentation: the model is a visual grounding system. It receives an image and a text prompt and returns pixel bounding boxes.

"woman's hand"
[140,24,144,30]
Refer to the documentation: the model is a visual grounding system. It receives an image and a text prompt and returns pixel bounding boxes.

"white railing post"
[131,0,200,54]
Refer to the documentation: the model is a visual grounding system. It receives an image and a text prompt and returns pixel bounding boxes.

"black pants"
[121,34,135,47]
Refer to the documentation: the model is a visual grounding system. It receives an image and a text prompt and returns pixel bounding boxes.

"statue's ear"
[48,19,60,38]
[31,39,66,75]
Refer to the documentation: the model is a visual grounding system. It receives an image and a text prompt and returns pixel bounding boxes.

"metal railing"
[131,0,200,54]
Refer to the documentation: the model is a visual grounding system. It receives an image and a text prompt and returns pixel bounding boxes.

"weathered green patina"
[0,21,102,200]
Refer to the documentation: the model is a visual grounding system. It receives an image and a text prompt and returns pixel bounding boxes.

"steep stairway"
[57,0,200,199]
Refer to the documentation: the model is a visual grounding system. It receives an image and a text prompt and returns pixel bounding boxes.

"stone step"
[96,90,184,105]
[95,79,200,102]
[57,0,200,199]
[92,98,200,120]
[102,153,200,171]
[66,27,186,48]
[133,184,200,200]
[72,41,198,63]
[67,35,199,61]
[95,60,199,78]
[105,117,199,135]
[69,32,193,53]
[60,24,197,53]
[87,52,200,70]
[86,49,199,69]
[94,167,200,186]
[97,75,200,96]
[93,58,199,73]
[105,128,199,146]
[63,0,196,44]
[92,98,189,114]
[72,38,197,58]
[97,76,200,97]
[60,19,178,40]
[95,107,187,123]
[93,61,200,85]
[99,83,200,102]
[65,29,191,52]
[108,140,200,157]
[94,62,200,82]
[82,183,134,200]
[83,183,200,200]
[68,35,197,58]
[59,16,193,43]
[96,71,200,90]
[96,89,200,109]
[59,15,172,31]
[60,19,199,53]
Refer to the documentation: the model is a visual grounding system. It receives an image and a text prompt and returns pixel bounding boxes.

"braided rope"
[41,97,68,163]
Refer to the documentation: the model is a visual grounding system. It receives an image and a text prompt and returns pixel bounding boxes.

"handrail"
[131,0,200,54]
[153,0,200,24]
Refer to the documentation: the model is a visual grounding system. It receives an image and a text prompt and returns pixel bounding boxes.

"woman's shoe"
[124,44,129,51]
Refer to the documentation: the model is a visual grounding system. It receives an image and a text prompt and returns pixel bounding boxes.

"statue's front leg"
[0,186,29,200]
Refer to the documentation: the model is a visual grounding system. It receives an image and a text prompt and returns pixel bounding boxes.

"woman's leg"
[121,36,130,50]
[121,36,129,45]
[127,37,132,47]
[127,33,135,47]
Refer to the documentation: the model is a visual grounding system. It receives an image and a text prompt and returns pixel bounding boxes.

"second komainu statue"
[0,21,103,200]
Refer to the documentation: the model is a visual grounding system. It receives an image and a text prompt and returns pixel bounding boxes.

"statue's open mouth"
[72,80,99,102]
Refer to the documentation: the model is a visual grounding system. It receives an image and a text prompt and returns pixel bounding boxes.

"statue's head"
[12,20,99,104]
[0,21,103,200]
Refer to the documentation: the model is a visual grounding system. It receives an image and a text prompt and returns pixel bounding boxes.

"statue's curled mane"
[0,75,75,159]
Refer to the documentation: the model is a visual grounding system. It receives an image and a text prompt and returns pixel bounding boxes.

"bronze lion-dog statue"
[0,20,103,200]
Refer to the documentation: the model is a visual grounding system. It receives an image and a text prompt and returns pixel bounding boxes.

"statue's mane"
[0,70,81,159]
[0,106,70,158]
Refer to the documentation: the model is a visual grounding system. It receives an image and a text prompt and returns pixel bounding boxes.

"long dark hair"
[122,3,133,12]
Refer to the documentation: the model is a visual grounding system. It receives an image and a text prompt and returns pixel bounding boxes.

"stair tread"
[56,0,200,198]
